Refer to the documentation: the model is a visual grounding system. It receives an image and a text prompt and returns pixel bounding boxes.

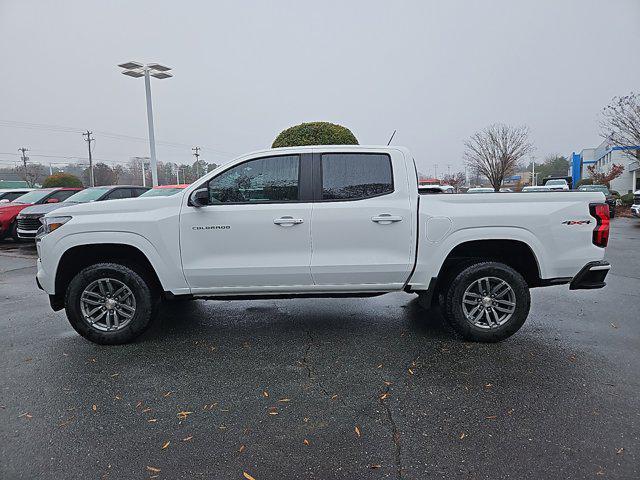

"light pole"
[118,61,173,186]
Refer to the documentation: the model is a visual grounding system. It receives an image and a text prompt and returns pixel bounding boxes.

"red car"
[0,187,82,241]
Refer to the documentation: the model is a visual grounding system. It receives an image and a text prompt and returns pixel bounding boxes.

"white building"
[569,141,639,193]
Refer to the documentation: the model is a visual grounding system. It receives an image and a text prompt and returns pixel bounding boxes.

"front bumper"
[631,205,640,218]
[569,261,611,290]
[17,228,38,240]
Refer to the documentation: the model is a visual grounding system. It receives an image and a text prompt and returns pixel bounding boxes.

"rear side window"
[105,188,132,200]
[2,191,25,202]
[49,190,78,202]
[321,153,393,200]
[208,155,299,203]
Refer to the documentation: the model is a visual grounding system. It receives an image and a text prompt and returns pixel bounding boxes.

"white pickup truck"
[35,146,611,345]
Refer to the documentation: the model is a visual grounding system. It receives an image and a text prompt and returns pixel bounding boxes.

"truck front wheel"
[442,261,530,342]
[65,263,158,344]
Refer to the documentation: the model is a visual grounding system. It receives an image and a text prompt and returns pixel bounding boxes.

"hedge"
[272,122,358,148]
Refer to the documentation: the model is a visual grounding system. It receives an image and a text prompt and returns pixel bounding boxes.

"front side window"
[105,188,132,200]
[49,190,79,202]
[321,153,393,200]
[208,155,299,204]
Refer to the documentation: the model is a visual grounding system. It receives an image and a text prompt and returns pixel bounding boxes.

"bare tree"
[15,163,45,187]
[441,171,466,192]
[600,92,640,158]
[464,124,534,192]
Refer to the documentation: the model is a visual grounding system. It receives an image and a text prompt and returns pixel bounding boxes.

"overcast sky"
[1,0,639,176]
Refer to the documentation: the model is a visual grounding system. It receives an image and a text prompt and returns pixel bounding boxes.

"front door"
[180,153,313,294]
[310,152,414,287]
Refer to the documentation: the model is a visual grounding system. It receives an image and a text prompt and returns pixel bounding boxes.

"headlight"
[39,216,72,235]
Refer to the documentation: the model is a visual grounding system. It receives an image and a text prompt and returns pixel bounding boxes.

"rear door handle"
[371,214,403,225]
[274,216,304,226]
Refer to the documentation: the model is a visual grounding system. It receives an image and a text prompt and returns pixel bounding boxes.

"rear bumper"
[569,261,611,290]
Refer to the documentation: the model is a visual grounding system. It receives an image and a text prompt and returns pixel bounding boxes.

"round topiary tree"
[272,122,358,148]
[42,173,83,188]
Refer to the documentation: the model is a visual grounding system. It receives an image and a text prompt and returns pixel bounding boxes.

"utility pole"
[434,163,438,180]
[18,147,29,170]
[192,146,201,178]
[49,163,53,176]
[83,131,95,186]
[531,156,536,186]
[447,164,452,177]
[175,165,180,184]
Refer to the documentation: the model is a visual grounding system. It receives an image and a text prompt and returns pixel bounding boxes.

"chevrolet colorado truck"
[35,146,611,345]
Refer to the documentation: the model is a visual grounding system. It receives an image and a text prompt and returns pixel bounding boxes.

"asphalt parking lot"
[1,219,638,480]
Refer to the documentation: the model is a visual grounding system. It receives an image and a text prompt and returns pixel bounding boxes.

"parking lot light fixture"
[118,61,173,187]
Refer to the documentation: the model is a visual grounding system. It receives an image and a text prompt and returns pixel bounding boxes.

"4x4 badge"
[562,220,591,225]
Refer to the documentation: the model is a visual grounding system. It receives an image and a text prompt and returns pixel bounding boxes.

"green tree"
[42,172,83,188]
[272,122,358,148]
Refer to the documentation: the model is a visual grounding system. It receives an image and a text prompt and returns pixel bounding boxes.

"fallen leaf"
[114,395,122,401]
[262,390,269,398]
[162,441,170,449]
[369,464,382,469]
[110,373,119,378]
[146,466,161,474]
[376,364,383,369]
[485,415,497,420]
[268,407,278,415]
[616,447,624,455]
[142,408,152,413]
[177,411,193,420]
[596,466,605,476]
[355,426,361,437]
[18,412,32,419]
[162,391,173,398]
[303,439,310,446]
[238,444,246,453]
[243,471,256,480]
[278,398,291,403]
[610,323,618,329]
[148,419,157,423]
[383,381,392,386]
[379,392,390,400]
[408,368,415,375]
[507,409,514,415]
[92,404,97,412]
[568,354,577,362]
[136,401,143,408]
[330,394,338,400]
[459,432,467,439]
[484,383,493,388]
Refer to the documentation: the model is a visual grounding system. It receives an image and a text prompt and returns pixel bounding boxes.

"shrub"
[620,193,634,206]
[42,173,83,188]
[272,122,358,148]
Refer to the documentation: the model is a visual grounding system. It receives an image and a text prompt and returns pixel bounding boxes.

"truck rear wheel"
[65,263,158,344]
[442,261,530,342]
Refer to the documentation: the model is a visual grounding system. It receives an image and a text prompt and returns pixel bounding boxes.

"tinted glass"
[140,188,185,197]
[105,188,132,200]
[208,155,299,203]
[131,188,148,197]
[65,187,110,203]
[321,153,393,200]
[1,191,26,202]
[49,190,79,202]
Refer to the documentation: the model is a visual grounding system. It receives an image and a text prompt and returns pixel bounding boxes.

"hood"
[19,202,70,216]
[0,202,29,218]
[50,193,184,217]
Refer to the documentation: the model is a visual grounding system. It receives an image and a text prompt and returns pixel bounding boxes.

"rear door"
[310,151,414,287]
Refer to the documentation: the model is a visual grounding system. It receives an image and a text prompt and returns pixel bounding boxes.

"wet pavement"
[1,218,639,479]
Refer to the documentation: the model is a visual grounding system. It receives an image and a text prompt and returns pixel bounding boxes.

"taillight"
[589,203,609,248]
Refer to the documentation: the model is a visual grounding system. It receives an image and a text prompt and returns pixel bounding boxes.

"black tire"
[10,221,19,242]
[443,261,530,342]
[65,262,159,345]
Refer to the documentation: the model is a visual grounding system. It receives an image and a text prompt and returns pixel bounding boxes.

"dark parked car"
[0,188,82,241]
[16,185,149,240]
[577,185,617,218]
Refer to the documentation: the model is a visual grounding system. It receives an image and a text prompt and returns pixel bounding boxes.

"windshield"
[546,180,567,185]
[578,185,609,194]
[140,187,184,197]
[64,187,110,203]
[12,190,52,204]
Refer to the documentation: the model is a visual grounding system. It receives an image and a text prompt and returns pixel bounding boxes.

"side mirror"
[46,198,60,204]
[190,188,209,207]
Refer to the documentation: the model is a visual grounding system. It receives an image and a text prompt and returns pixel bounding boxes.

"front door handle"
[274,216,304,227]
[371,214,403,225]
